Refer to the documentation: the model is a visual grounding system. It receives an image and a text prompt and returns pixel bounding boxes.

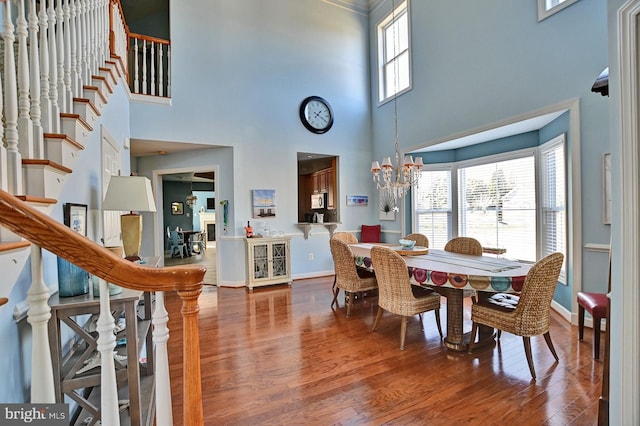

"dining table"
[349,243,533,352]
[178,230,202,257]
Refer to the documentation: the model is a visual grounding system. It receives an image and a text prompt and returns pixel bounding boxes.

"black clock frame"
[299,96,334,134]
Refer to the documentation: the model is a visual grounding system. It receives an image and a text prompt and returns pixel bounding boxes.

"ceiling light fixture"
[370,0,422,207]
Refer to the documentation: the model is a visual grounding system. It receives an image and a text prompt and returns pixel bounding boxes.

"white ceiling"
[130,139,221,157]
[411,110,566,153]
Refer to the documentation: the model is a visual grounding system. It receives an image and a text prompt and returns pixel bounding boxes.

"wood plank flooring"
[165,276,602,425]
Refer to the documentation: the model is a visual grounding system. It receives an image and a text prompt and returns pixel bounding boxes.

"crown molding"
[322,0,371,15]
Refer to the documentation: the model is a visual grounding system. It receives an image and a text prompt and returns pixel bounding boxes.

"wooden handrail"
[0,297,8,308]
[129,32,171,46]
[0,190,204,425]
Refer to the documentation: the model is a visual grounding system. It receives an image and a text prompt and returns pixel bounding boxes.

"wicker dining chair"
[468,252,564,379]
[330,238,378,317]
[332,231,358,244]
[444,236,483,303]
[370,246,443,350]
[403,233,429,248]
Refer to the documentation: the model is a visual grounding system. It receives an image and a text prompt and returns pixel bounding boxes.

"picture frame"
[171,201,184,215]
[252,189,276,219]
[346,195,368,206]
[603,153,612,224]
[63,203,88,236]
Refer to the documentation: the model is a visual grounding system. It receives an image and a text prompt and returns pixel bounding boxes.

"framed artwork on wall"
[252,189,276,218]
[346,195,368,206]
[63,203,88,236]
[171,202,184,215]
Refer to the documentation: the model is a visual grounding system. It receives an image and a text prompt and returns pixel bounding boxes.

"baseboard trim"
[217,280,245,288]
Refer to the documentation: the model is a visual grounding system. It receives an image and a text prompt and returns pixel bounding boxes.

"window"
[458,154,537,262]
[539,135,567,281]
[413,168,452,248]
[413,142,567,266]
[377,0,410,102]
[537,0,580,21]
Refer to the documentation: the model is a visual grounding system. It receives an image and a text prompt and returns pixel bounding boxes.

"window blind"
[414,169,452,249]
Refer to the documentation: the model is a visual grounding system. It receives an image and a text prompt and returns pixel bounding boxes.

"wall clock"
[299,96,333,134]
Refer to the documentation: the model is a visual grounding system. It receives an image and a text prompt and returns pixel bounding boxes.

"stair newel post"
[28,0,44,160]
[17,0,35,161]
[26,245,55,403]
[177,286,204,426]
[152,291,174,426]
[47,0,60,133]
[62,0,73,111]
[39,0,52,134]
[3,0,24,195]
[96,277,120,425]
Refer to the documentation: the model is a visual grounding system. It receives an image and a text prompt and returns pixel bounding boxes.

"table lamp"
[103,176,156,260]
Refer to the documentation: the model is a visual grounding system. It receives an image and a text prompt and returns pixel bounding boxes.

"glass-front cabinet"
[245,237,292,291]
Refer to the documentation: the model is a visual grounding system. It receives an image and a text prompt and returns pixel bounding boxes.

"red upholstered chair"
[361,224,381,243]
[577,291,608,359]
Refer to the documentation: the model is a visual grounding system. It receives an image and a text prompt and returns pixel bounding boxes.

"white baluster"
[150,42,155,96]
[62,0,73,110]
[48,0,60,133]
[79,0,89,88]
[4,0,23,194]
[96,278,120,425]
[89,0,98,76]
[27,246,55,403]
[28,0,44,159]
[167,46,171,97]
[153,291,173,425]
[133,38,139,93]
[39,0,52,134]
[158,45,164,97]
[0,67,7,192]
[55,0,67,113]
[142,39,147,95]
[69,0,80,97]
[17,0,34,160]
[133,38,140,93]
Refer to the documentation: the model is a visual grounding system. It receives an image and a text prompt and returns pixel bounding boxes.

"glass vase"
[57,257,89,297]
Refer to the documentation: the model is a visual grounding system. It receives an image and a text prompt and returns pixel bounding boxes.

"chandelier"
[370,0,423,204]
[186,177,197,208]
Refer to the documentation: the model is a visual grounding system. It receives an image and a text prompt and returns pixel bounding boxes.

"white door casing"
[102,128,121,248]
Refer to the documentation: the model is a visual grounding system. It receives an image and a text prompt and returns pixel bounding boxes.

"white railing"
[0,0,185,424]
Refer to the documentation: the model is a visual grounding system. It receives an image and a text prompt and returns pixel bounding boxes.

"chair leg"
[578,304,585,341]
[346,292,354,317]
[400,316,408,350]
[434,309,443,340]
[372,307,383,331]
[497,330,502,339]
[543,331,559,361]
[418,313,424,330]
[523,336,536,379]
[468,322,478,353]
[331,287,339,309]
[593,317,602,360]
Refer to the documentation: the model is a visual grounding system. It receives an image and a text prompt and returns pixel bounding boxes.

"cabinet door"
[326,169,335,209]
[252,243,270,280]
[270,242,289,278]
[318,171,328,193]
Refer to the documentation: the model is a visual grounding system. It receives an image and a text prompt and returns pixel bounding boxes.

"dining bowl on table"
[398,239,416,249]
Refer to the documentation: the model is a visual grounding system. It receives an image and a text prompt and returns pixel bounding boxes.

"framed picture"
[171,202,184,215]
[603,153,612,224]
[63,203,88,236]
[346,195,368,206]
[252,189,276,218]
[206,197,216,210]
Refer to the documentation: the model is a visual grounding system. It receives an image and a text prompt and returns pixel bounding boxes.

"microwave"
[311,193,327,209]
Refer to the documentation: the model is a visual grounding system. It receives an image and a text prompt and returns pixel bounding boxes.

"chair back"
[513,252,564,335]
[444,237,482,256]
[370,246,414,314]
[332,232,358,244]
[330,239,362,287]
[166,226,171,238]
[403,233,429,247]
[170,230,183,245]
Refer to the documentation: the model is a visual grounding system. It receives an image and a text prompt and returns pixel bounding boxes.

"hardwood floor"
[165,276,602,425]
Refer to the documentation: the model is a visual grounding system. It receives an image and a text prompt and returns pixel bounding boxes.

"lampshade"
[103,176,157,213]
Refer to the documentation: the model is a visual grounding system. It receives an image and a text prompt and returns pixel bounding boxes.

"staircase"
[0,1,202,425]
